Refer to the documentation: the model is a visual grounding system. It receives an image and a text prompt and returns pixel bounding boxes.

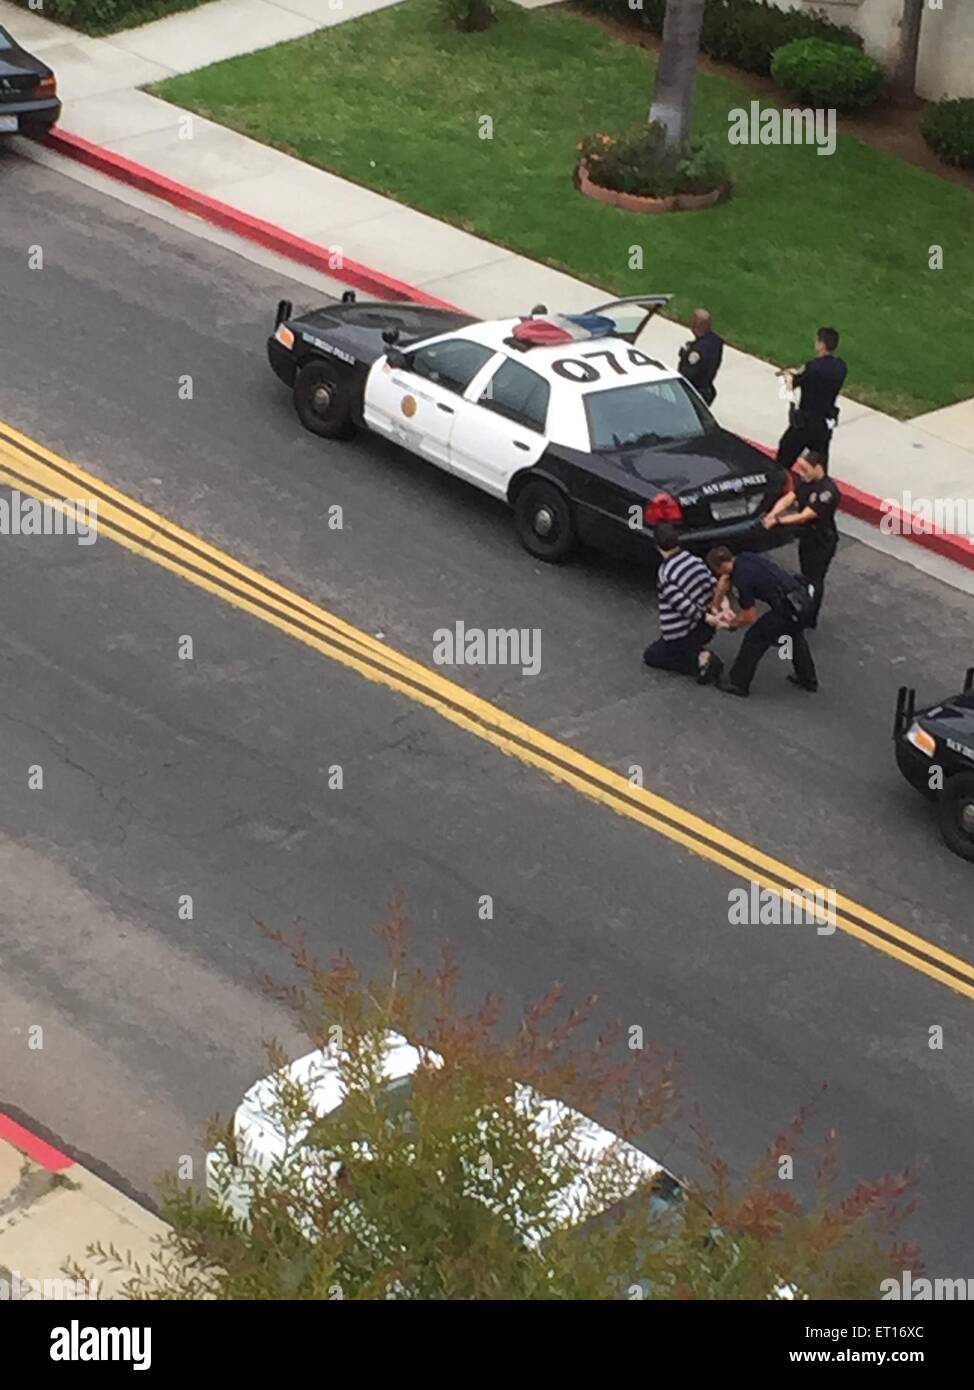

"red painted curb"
[38,128,974,574]
[0,1111,74,1172]
[42,127,460,311]
[746,440,974,573]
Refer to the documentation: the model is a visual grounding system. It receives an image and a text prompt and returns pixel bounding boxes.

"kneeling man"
[644,524,723,684]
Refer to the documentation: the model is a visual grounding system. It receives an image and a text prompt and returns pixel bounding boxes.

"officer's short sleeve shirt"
[793,356,848,417]
[795,477,841,542]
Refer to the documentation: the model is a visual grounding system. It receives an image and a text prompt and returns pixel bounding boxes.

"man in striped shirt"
[643,524,723,683]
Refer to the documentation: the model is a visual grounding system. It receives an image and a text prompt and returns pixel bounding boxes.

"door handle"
[437,402,454,414]
[513,440,530,450]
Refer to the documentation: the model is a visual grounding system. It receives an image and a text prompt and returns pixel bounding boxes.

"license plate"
[0,116,19,133]
[710,497,748,521]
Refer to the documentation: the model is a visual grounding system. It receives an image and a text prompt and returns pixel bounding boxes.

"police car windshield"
[586,379,714,452]
[0,28,13,49]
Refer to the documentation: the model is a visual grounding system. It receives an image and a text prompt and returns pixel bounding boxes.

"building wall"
[772,1,973,100]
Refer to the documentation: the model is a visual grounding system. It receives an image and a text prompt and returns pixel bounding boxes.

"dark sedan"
[0,26,60,138]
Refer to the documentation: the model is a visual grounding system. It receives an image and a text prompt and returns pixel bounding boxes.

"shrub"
[90,917,919,1301]
[579,123,730,198]
[439,0,497,32]
[921,97,974,170]
[702,0,861,75]
[9,0,213,37]
[577,0,861,76]
[675,134,732,193]
[771,38,885,112]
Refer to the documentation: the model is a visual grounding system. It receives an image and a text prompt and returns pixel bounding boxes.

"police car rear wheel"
[294,362,355,439]
[514,482,576,563]
[937,773,974,862]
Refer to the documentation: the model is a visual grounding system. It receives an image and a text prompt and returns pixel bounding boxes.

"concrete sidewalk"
[0,1116,168,1300]
[1,0,406,96]
[4,0,972,561]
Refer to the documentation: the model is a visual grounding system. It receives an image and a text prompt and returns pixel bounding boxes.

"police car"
[894,667,974,861]
[267,292,793,564]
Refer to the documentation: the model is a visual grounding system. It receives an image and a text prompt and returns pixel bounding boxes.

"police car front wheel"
[938,773,974,862]
[294,362,355,440]
[513,481,576,563]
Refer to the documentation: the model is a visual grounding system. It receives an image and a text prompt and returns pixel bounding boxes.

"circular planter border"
[577,160,729,213]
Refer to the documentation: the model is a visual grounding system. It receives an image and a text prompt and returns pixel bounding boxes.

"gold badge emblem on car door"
[401,395,417,418]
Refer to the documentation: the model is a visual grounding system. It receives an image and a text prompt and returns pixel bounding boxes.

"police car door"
[447,356,550,498]
[364,336,495,471]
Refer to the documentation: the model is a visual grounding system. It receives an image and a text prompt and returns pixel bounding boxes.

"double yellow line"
[2,416,972,1001]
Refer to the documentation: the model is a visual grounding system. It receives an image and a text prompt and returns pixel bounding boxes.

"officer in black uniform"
[705,547,817,697]
[776,326,847,470]
[761,449,840,627]
[677,308,724,406]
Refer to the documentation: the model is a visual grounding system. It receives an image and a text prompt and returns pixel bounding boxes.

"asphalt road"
[1,151,973,1270]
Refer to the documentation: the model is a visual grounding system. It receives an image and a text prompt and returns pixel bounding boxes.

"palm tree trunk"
[649,0,708,154]
[891,0,924,104]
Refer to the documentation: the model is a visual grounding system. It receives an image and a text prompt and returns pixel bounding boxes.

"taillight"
[644,492,684,526]
[36,74,57,97]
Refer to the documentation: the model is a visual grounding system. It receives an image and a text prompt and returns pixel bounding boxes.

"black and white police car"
[894,667,974,861]
[267,292,793,564]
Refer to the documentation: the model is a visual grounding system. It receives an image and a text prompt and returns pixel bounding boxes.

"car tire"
[294,362,355,439]
[514,481,576,563]
[937,773,974,861]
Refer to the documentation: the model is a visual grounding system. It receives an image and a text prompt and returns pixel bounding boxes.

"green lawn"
[151,0,974,418]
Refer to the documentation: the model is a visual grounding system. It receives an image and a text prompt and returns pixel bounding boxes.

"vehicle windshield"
[585,378,715,452]
[0,28,13,50]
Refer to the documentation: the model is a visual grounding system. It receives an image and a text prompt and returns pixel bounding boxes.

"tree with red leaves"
[89,906,920,1300]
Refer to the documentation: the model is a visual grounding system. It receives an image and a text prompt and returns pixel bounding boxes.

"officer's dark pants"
[777,415,833,470]
[798,534,837,627]
[643,618,712,676]
[728,611,816,693]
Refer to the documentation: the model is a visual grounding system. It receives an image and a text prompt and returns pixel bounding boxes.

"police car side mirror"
[385,348,407,369]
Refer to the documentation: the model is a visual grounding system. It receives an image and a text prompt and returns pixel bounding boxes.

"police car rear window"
[585,379,712,452]
[479,359,549,432]
[409,338,494,394]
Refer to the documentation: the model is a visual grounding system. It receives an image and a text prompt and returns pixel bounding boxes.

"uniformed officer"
[775,327,847,470]
[761,450,840,628]
[705,547,817,697]
[677,308,724,406]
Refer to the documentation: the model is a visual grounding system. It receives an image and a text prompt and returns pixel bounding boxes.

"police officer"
[776,327,847,470]
[678,308,723,406]
[762,449,840,628]
[705,547,817,697]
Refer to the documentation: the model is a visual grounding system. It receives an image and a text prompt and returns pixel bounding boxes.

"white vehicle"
[208,1031,805,1297]
[207,1029,683,1247]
